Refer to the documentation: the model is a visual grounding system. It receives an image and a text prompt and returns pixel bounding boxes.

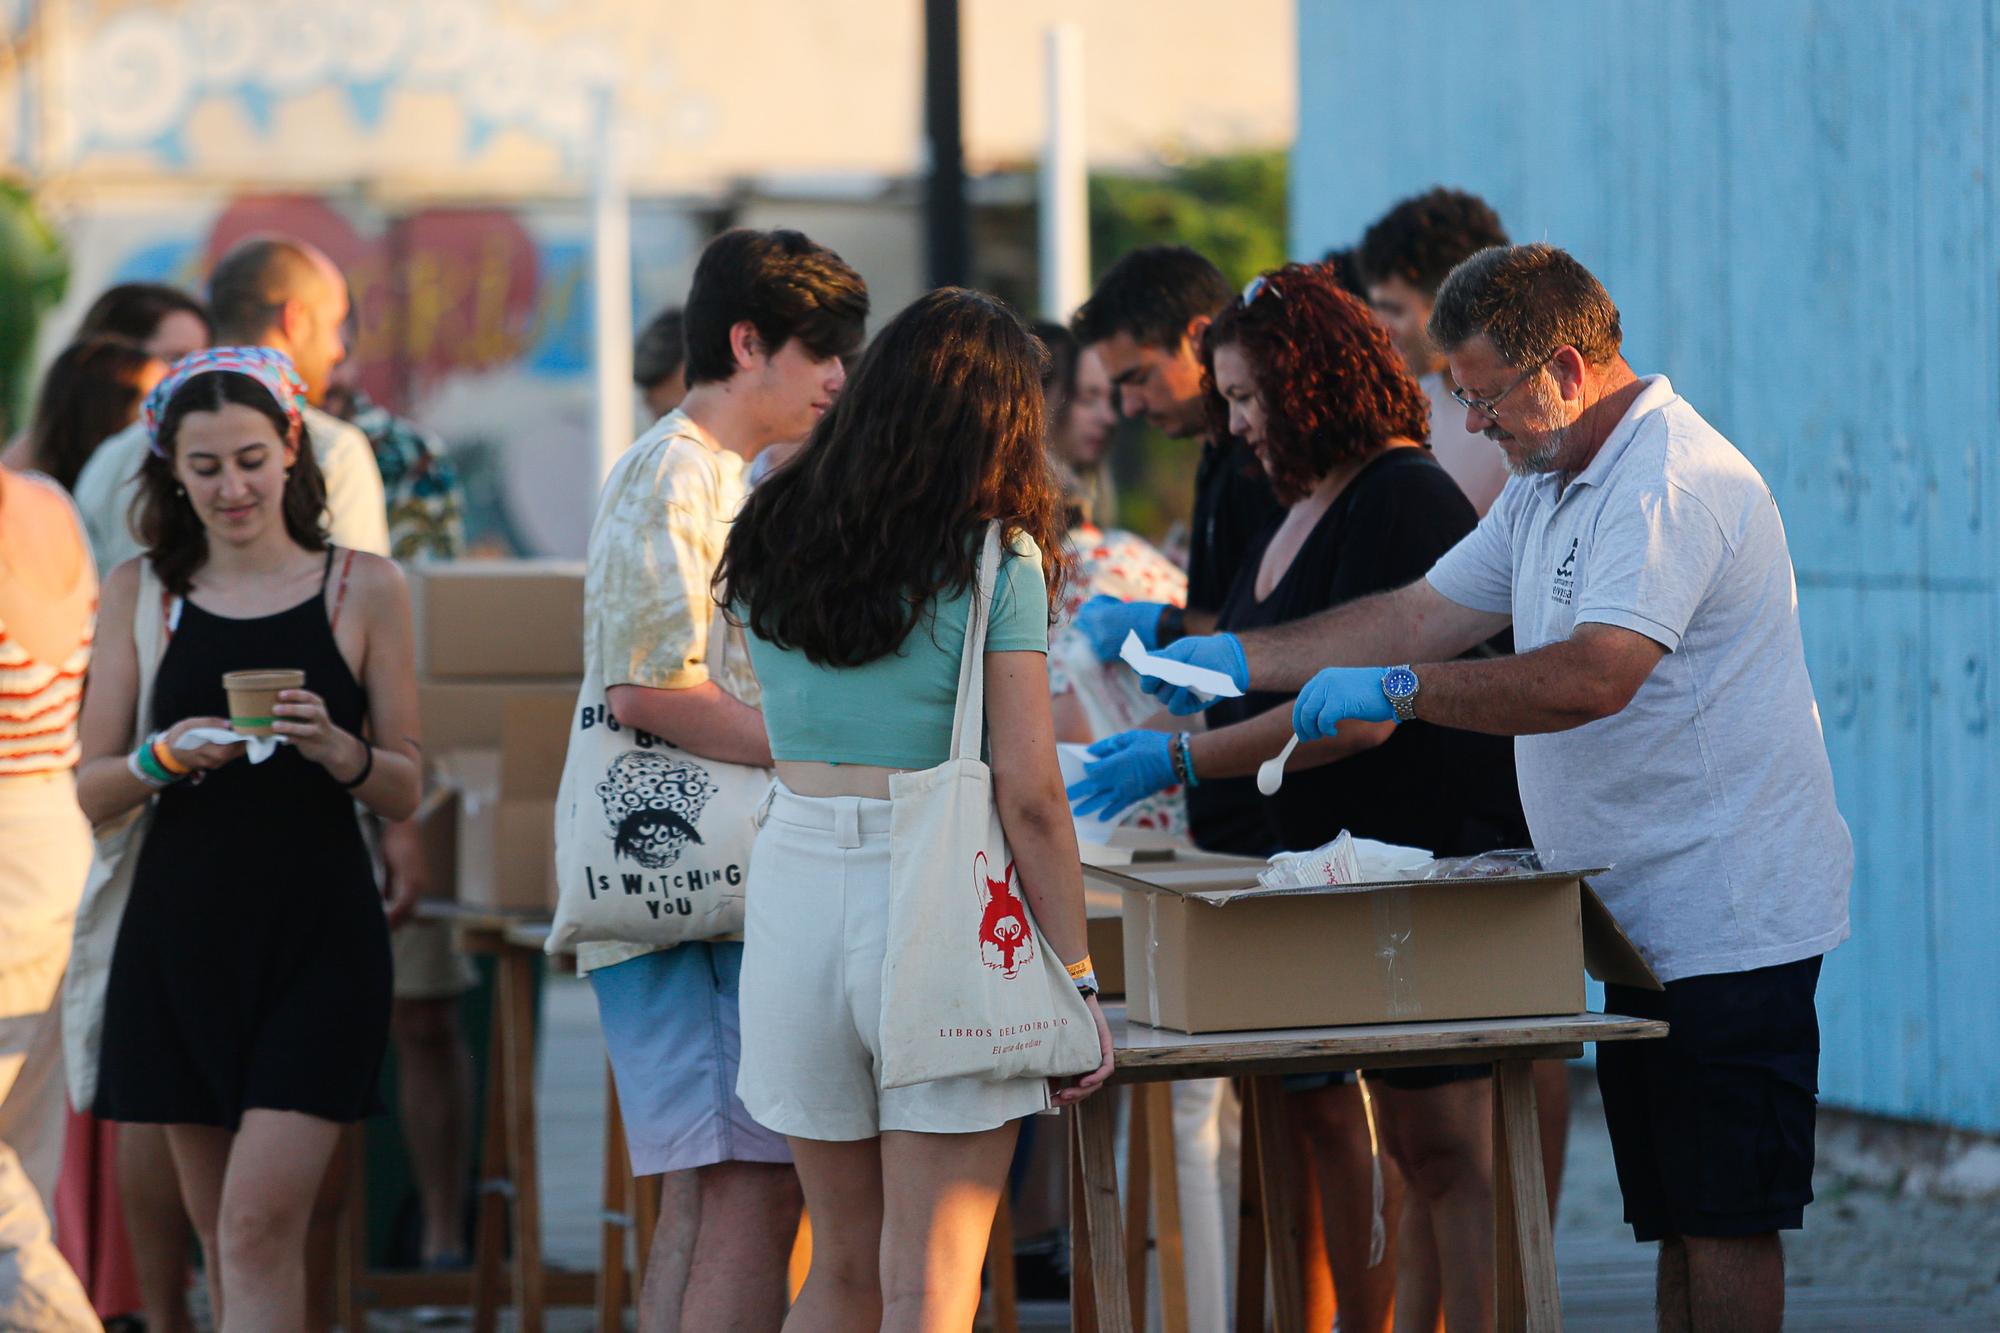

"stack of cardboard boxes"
[411,561,585,913]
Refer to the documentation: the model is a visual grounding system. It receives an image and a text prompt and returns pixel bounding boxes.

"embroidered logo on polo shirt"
[1552,537,1578,605]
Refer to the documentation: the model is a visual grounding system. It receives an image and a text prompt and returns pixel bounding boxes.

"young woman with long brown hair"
[721,288,1114,1333]
[72,349,419,1331]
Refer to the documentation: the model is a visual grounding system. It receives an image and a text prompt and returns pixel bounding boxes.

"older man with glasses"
[1134,242,1852,1333]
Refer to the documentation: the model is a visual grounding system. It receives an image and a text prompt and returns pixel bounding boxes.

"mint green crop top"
[745,531,1051,768]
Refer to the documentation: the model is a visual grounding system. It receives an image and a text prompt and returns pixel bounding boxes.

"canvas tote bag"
[62,561,169,1111]
[549,600,774,952]
[877,523,1101,1089]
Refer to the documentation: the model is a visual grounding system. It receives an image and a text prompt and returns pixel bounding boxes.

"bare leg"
[391,994,474,1261]
[1683,1233,1782,1333]
[1392,1192,1442,1333]
[117,1123,195,1333]
[301,1134,346,1333]
[211,1109,343,1332]
[1655,1236,1690,1333]
[638,1170,700,1333]
[677,1160,802,1332]
[783,1137,883,1333]
[163,1124,233,1325]
[1289,1109,1336,1332]
[1376,1081,1494,1333]
[1288,1082,1398,1333]
[879,1122,1019,1333]
[1532,1061,1570,1221]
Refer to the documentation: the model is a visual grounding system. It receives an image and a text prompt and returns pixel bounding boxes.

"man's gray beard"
[1502,422,1568,476]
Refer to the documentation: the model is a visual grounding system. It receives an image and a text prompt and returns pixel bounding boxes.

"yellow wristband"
[1065,955,1094,981]
[151,735,191,777]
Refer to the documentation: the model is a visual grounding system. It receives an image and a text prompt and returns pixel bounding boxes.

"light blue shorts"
[589,943,794,1175]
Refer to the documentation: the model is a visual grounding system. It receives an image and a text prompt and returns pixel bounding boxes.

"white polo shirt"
[1426,376,1851,982]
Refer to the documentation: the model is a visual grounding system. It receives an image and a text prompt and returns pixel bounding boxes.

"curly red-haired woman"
[1066,261,1532,1332]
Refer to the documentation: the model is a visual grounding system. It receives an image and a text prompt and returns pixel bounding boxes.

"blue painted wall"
[1294,0,2000,1133]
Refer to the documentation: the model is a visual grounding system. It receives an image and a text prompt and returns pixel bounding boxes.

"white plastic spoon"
[1256,733,1300,795]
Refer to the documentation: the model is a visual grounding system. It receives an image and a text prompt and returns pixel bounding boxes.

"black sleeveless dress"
[95,551,391,1128]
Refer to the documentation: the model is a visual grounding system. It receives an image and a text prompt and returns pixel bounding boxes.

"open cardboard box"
[410,783,460,901]
[1077,851,1263,1001]
[430,693,574,912]
[1090,858,1659,1034]
[410,560,586,680]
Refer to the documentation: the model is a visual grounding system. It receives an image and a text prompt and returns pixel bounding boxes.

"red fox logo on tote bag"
[975,851,1033,978]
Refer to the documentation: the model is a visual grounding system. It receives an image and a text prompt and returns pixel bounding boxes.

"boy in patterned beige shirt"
[577,229,866,1332]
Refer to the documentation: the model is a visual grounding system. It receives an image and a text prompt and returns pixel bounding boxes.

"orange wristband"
[1065,955,1095,981]
[151,735,191,777]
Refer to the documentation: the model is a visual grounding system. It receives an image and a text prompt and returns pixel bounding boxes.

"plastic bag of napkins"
[1255,832,1438,893]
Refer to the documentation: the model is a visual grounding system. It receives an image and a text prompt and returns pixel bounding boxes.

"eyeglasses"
[1449,351,1557,420]
[1240,274,1282,307]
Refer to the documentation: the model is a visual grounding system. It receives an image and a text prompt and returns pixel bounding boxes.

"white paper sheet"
[1117,631,1244,701]
[171,726,289,764]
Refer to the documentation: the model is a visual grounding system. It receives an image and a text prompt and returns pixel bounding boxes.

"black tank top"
[1200,450,1528,856]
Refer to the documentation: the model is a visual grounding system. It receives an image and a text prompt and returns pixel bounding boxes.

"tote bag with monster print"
[548,604,774,952]
[877,524,1101,1089]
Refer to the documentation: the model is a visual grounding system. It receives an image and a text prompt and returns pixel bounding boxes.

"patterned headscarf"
[142,346,310,458]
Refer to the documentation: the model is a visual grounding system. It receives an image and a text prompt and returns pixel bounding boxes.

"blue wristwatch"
[1382,665,1419,722]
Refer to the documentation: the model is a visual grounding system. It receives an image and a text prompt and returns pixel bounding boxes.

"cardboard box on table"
[409,560,586,680]
[419,679,582,753]
[409,784,460,901]
[431,695,574,913]
[1091,858,1659,1034]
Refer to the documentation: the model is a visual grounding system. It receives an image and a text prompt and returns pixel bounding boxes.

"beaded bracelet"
[1172,731,1201,788]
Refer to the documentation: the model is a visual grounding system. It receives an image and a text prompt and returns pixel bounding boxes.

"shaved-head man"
[72,234,388,569]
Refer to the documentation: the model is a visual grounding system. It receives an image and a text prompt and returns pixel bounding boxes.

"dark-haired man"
[72,236,389,570]
[1358,187,1512,514]
[1065,245,1283,1331]
[634,305,689,421]
[1142,244,1851,1333]
[1068,246,1283,673]
[580,227,867,1333]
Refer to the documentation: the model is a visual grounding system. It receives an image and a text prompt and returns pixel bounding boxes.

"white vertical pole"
[1039,24,1087,322]
[590,83,633,484]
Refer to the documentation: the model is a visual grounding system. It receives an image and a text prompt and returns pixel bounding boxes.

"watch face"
[1383,666,1418,699]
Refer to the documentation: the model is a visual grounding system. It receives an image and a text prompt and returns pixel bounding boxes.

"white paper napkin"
[171,726,289,764]
[1118,630,1245,701]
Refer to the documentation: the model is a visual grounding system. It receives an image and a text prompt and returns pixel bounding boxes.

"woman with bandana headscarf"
[71,349,421,1329]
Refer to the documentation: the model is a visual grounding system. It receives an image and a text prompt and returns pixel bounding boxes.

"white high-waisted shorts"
[736,783,1052,1141]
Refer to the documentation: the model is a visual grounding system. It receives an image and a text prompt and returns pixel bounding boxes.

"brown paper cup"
[222,669,305,737]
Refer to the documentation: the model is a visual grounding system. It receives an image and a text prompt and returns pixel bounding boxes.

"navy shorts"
[1597,955,1822,1243]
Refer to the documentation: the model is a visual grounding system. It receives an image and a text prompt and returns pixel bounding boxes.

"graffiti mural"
[50,190,705,556]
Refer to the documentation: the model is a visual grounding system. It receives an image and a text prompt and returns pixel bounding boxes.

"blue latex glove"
[1292,667,1397,741]
[1136,633,1250,716]
[1066,730,1177,822]
[1072,595,1169,662]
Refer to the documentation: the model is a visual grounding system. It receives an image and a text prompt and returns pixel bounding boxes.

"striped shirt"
[1,473,95,776]
[0,604,93,779]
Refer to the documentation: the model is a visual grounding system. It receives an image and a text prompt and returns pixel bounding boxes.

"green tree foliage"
[1089,149,1287,288]
[0,181,68,436]
[1086,150,1287,539]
